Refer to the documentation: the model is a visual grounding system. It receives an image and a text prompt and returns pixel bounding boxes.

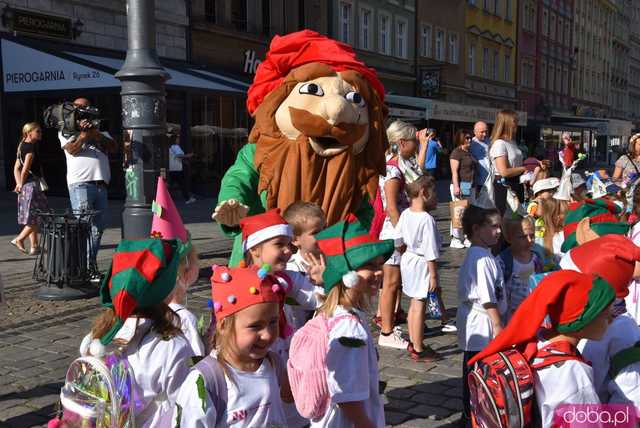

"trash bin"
[33,209,100,300]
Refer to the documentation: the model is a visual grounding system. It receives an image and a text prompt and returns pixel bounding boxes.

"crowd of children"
[46,126,640,428]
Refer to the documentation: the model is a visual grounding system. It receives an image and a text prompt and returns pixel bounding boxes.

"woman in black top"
[12,122,48,255]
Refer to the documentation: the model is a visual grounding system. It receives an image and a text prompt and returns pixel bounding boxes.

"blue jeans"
[69,182,108,264]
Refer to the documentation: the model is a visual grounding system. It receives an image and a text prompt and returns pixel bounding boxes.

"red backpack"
[468,341,584,428]
[369,158,405,239]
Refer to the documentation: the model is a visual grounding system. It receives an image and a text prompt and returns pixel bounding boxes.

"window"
[556,67,562,93]
[494,0,500,15]
[339,2,352,43]
[558,17,563,44]
[504,53,511,82]
[448,32,459,64]
[359,7,372,50]
[540,60,547,89]
[435,28,445,61]
[396,18,408,58]
[468,43,476,75]
[543,9,549,35]
[379,13,390,54]
[421,24,432,57]
[231,0,247,31]
[483,0,490,12]
[563,67,569,95]
[505,0,512,20]
[550,13,556,40]
[482,47,489,78]
[564,21,571,46]
[493,49,499,80]
[205,0,216,23]
[262,0,270,35]
[549,64,555,92]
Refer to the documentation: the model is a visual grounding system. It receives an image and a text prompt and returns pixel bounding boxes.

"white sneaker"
[185,196,197,204]
[378,328,409,349]
[463,239,472,248]
[450,238,466,249]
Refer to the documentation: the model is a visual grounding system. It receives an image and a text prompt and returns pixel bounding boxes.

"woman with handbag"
[12,122,48,255]
[449,129,476,249]
[612,133,640,186]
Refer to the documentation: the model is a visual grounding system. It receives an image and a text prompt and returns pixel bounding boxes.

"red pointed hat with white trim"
[239,209,292,252]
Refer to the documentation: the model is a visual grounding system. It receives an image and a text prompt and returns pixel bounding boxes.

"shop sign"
[427,100,528,126]
[11,9,73,39]
[243,50,262,75]
[1,39,120,92]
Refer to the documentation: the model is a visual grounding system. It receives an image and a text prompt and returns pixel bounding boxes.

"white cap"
[571,173,586,189]
[532,177,560,195]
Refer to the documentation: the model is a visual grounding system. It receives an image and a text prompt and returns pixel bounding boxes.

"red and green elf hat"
[315,214,394,293]
[468,270,615,365]
[98,238,181,345]
[561,198,629,253]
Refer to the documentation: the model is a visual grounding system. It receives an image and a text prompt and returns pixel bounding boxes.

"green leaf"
[338,337,366,347]
[151,200,162,217]
[197,314,207,337]
[196,374,207,413]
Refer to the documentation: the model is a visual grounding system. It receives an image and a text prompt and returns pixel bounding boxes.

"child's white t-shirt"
[506,256,535,320]
[456,246,507,351]
[552,232,565,257]
[82,318,194,428]
[534,340,600,428]
[397,209,440,300]
[311,306,385,428]
[174,352,288,427]
[579,313,640,404]
[169,302,205,357]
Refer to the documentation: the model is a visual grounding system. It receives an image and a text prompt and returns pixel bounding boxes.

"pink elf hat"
[150,176,192,256]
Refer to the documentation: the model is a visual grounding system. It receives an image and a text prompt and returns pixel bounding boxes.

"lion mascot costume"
[214,30,389,266]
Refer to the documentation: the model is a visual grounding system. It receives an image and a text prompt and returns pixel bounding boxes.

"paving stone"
[386,377,419,388]
[411,392,448,406]
[386,388,416,400]
[384,397,416,411]
[441,398,463,412]
[385,410,410,425]
[411,382,452,395]
[383,366,424,379]
[407,404,454,420]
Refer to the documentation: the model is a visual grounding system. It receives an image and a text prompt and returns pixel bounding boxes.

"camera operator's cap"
[150,176,192,258]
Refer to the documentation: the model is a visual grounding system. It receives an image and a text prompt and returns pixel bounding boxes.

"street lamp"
[116,0,169,239]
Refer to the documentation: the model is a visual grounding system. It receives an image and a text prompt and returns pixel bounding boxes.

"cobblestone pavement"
[0,183,465,428]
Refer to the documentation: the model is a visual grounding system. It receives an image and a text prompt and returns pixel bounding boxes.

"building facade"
[464,0,518,110]
[0,0,247,196]
[330,0,416,96]
[629,0,640,127]
[610,0,631,120]
[415,0,466,104]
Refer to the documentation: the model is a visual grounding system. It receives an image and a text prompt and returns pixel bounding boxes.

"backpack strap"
[526,340,585,370]
[498,248,513,283]
[194,355,228,417]
[609,342,640,379]
[386,157,406,190]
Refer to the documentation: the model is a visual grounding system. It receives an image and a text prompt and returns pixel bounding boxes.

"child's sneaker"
[378,328,409,349]
[408,343,441,362]
[463,238,472,248]
[441,320,458,333]
[450,237,466,249]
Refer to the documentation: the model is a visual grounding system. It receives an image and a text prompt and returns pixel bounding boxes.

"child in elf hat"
[79,238,194,428]
[456,205,507,423]
[308,216,394,428]
[174,266,292,427]
[397,176,446,363]
[626,186,640,323]
[527,177,560,244]
[150,176,205,356]
[538,198,568,261]
[468,270,614,428]
[567,235,640,403]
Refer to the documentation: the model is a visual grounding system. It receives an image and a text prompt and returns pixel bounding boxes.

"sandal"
[408,343,441,362]
[29,247,41,256]
[10,238,27,254]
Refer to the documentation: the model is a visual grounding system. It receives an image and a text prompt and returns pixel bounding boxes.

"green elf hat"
[561,198,629,253]
[469,270,615,365]
[315,214,394,293]
[98,238,181,347]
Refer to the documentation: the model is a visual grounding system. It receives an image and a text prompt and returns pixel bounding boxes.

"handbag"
[449,199,469,229]
[37,177,49,192]
[426,291,442,319]
[460,181,472,197]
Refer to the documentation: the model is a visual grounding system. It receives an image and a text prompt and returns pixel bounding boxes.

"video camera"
[43,102,102,138]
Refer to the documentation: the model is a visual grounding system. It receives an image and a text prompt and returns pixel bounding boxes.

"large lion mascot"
[214,30,388,266]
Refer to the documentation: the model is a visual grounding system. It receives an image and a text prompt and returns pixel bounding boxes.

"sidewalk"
[0,183,466,428]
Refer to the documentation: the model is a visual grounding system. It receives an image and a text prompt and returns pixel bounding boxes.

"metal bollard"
[33,209,100,300]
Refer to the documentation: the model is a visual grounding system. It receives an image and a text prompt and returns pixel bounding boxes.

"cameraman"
[59,97,116,268]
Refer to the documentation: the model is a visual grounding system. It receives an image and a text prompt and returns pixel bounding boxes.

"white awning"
[1,38,247,94]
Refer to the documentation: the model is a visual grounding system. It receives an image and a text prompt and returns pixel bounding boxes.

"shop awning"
[1,38,248,93]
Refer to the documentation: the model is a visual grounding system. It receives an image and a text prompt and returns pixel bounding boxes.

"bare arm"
[450,158,461,197]
[427,260,438,292]
[383,178,402,227]
[612,165,623,182]
[483,303,503,337]
[494,156,526,178]
[19,153,33,186]
[13,158,21,187]
[337,401,375,428]
[417,132,428,169]
[63,136,85,156]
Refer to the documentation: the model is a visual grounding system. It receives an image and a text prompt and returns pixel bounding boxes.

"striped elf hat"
[561,198,629,253]
[98,238,181,345]
[469,270,616,366]
[315,214,394,293]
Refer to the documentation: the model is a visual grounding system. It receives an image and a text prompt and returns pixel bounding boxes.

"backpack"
[287,312,359,420]
[369,158,404,239]
[52,351,137,428]
[498,248,543,285]
[468,340,584,428]
[609,341,640,379]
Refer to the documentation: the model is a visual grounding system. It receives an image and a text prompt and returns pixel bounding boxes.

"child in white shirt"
[175,266,292,427]
[456,204,506,423]
[307,217,395,428]
[397,175,442,362]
